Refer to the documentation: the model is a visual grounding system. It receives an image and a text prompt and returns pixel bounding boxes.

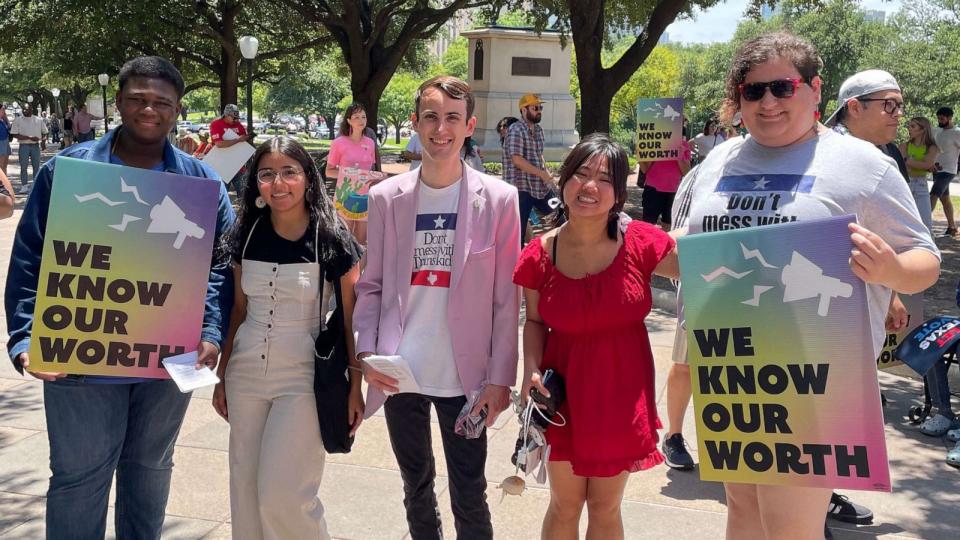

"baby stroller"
[893,316,960,424]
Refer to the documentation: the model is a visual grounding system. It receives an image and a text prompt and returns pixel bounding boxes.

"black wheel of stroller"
[908,405,925,423]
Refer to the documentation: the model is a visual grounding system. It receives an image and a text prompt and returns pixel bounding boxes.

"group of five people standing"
[5,30,941,540]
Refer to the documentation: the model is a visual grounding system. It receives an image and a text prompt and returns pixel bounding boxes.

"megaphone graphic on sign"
[781,251,852,317]
[147,196,205,249]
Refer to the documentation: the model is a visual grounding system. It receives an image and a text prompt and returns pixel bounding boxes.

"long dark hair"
[223,136,354,266]
[557,133,629,240]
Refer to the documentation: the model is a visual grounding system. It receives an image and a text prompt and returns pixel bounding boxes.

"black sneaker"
[661,433,694,470]
[826,492,873,525]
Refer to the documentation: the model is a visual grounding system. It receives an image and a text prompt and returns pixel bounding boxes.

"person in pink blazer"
[353,76,520,539]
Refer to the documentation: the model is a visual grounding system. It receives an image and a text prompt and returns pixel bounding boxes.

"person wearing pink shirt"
[637,138,691,231]
[325,103,385,244]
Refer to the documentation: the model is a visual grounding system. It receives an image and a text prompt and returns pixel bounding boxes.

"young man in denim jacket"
[4,56,234,539]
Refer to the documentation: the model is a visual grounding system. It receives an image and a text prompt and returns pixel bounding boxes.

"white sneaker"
[920,413,953,436]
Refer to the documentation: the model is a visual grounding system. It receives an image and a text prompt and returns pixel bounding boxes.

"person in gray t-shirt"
[674,32,941,540]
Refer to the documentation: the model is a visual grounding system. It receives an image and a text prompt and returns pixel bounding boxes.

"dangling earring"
[255,196,266,208]
[814,110,821,121]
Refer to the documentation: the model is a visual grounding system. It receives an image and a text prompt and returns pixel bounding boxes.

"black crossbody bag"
[314,270,354,454]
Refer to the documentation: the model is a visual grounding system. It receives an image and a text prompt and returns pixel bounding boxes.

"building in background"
[863,9,886,23]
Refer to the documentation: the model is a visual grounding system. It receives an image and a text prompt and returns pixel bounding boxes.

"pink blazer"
[353,162,521,417]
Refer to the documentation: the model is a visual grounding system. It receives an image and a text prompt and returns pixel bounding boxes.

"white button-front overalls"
[225,218,331,540]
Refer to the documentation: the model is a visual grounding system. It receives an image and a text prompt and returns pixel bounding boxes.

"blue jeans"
[43,377,191,539]
[925,358,954,417]
[18,143,40,187]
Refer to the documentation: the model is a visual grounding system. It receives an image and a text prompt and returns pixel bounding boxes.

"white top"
[692,132,725,158]
[934,126,960,175]
[405,133,423,171]
[396,178,463,397]
[678,130,939,357]
[11,115,47,144]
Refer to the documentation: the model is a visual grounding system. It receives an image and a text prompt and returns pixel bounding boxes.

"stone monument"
[460,26,578,163]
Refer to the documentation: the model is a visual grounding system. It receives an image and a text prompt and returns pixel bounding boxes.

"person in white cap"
[823,69,919,531]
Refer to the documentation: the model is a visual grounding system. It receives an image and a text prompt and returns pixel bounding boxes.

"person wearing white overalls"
[213,136,364,540]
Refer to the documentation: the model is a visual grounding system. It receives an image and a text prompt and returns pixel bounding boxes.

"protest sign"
[635,98,684,162]
[677,215,890,491]
[334,167,380,221]
[28,157,219,378]
[202,141,255,183]
[876,293,924,379]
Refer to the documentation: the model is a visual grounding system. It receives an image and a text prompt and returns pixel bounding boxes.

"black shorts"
[641,185,676,225]
[931,172,955,197]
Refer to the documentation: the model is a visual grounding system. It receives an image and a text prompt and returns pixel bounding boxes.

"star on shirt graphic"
[434,215,446,229]
[753,176,769,189]
[427,272,438,285]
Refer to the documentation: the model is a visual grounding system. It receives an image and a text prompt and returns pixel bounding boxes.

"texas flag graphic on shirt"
[411,212,458,288]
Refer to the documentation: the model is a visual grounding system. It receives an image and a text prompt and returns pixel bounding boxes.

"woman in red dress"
[513,133,679,539]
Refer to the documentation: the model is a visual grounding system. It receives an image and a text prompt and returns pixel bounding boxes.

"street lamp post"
[98,73,109,136]
[51,88,61,117]
[238,36,259,140]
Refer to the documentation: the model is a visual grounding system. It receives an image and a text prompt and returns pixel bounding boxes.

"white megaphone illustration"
[147,196,205,249]
[781,251,852,317]
[662,104,682,121]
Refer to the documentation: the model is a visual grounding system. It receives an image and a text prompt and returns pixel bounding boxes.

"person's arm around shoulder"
[470,186,521,427]
[212,263,246,420]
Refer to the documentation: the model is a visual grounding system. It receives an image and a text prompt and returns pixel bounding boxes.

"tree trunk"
[394,122,402,144]
[220,54,238,111]
[325,115,337,139]
[577,70,613,136]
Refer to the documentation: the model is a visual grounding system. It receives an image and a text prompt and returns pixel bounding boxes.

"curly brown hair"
[720,32,823,125]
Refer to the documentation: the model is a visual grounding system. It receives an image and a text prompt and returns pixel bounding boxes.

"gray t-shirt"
[676,130,939,356]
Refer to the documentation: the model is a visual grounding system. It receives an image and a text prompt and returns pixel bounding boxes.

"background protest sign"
[334,167,379,222]
[202,141,255,184]
[876,293,924,379]
[28,157,219,378]
[677,215,890,491]
[635,98,684,162]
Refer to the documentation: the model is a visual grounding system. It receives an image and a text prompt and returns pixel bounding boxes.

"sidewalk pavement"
[0,145,958,539]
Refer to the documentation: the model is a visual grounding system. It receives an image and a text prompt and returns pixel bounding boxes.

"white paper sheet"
[361,355,421,395]
[201,142,255,183]
[162,351,220,393]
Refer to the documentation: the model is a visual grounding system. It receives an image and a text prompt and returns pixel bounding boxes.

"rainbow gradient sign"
[28,157,219,378]
[635,98,684,162]
[678,215,890,491]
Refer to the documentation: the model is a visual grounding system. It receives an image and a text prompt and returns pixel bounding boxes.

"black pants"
[384,393,493,540]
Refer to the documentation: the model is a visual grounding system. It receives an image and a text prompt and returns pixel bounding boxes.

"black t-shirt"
[236,219,317,265]
[880,142,910,182]
[235,218,362,279]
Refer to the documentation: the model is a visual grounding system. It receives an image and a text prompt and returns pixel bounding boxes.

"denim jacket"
[4,128,236,371]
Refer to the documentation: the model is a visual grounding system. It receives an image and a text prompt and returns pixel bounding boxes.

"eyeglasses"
[857,98,906,115]
[256,167,304,184]
[528,105,543,112]
[738,78,804,102]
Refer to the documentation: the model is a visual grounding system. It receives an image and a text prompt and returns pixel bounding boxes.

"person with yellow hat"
[504,93,558,244]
